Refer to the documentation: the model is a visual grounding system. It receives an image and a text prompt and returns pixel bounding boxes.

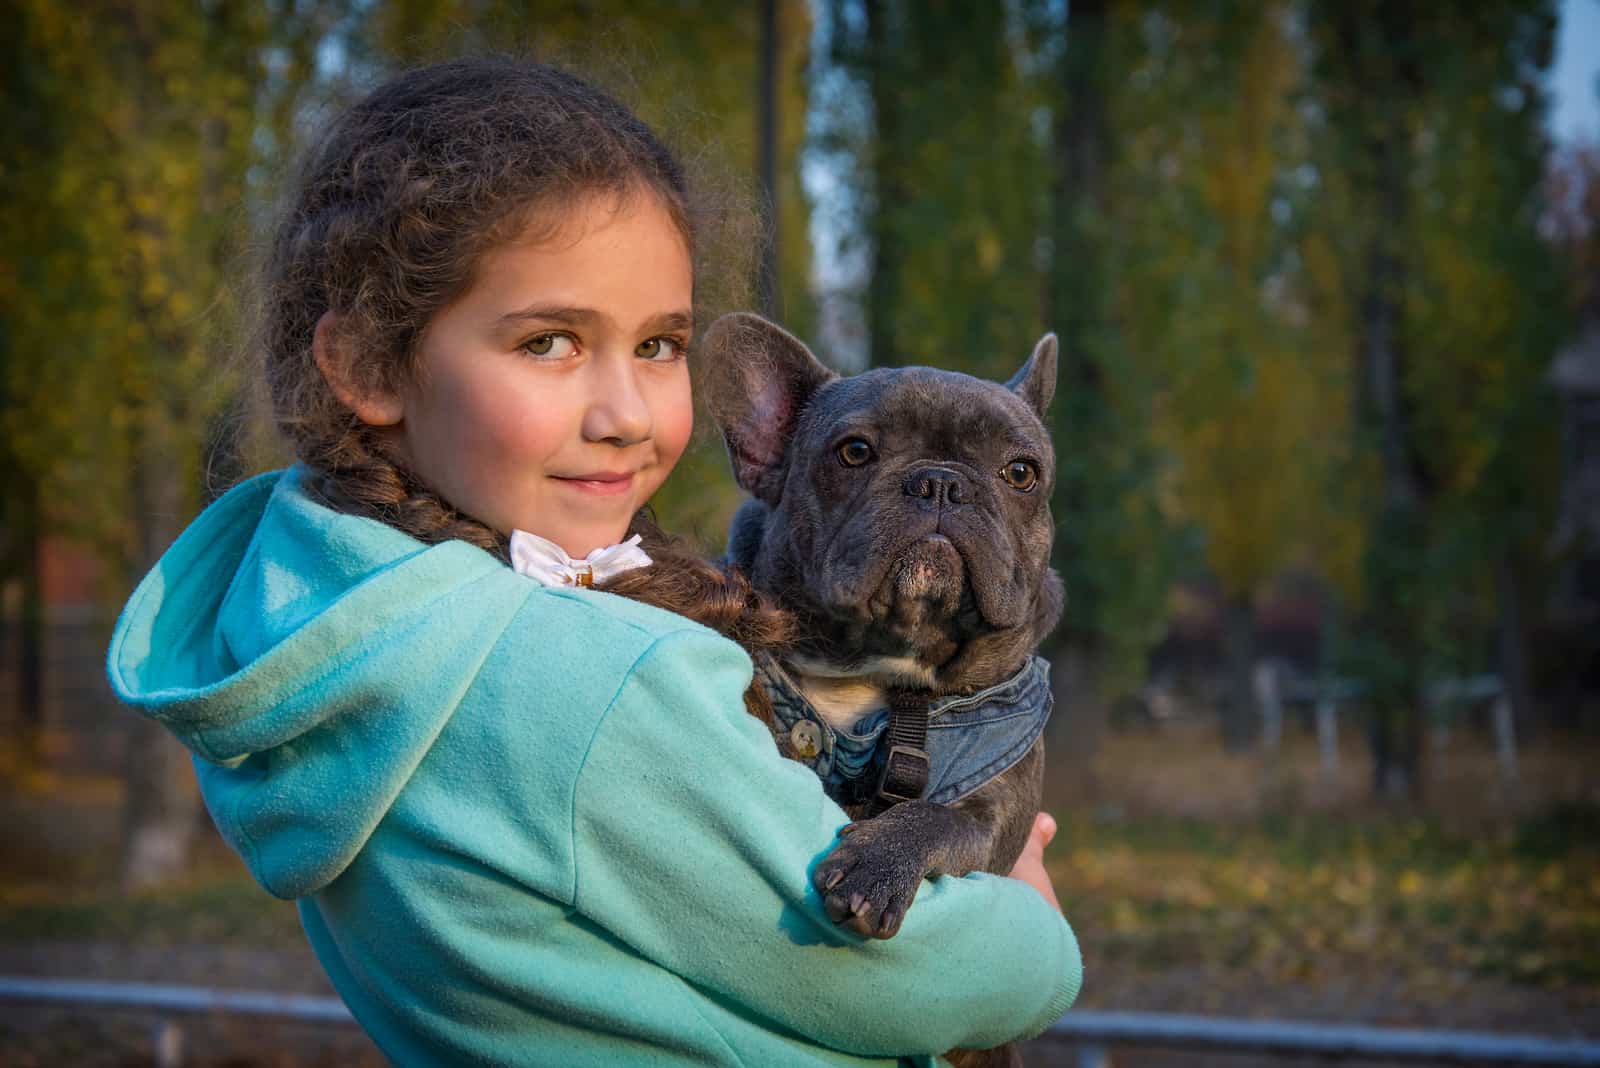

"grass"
[1047,805,1600,993]
[1042,726,1600,1010]
[2,725,1597,1010]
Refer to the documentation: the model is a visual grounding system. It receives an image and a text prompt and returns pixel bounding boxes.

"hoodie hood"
[107,466,531,898]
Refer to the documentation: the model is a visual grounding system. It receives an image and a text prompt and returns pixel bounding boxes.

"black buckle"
[875,744,931,805]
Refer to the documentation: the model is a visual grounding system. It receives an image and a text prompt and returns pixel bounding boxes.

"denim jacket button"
[788,720,823,760]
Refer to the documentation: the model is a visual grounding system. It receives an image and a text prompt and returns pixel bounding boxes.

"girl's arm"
[570,627,1082,1057]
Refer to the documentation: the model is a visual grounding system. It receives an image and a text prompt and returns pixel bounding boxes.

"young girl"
[106,57,1080,1066]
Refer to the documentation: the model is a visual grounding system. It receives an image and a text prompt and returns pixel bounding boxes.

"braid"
[304,426,504,555]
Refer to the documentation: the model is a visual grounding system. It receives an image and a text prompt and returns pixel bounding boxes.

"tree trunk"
[1315,594,1343,786]
[1045,0,1108,377]
[18,475,45,761]
[1369,677,1427,799]
[119,418,200,892]
[1495,556,1532,742]
[756,0,781,320]
[863,0,902,367]
[1049,639,1113,789]
[1046,0,1113,699]
[1365,503,1428,800]
[1048,640,1109,803]
[1220,592,1256,751]
[1343,2,1429,802]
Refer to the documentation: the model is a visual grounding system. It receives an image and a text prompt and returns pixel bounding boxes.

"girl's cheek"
[658,376,695,467]
[480,376,568,459]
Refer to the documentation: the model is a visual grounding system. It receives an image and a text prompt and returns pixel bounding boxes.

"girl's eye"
[1001,460,1039,492]
[521,333,576,359]
[636,337,686,361]
[837,439,874,467]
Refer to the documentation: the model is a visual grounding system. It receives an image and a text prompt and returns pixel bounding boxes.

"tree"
[1108,4,1354,750]
[2,0,349,887]
[820,1,1180,712]
[1038,0,1183,771]
[1308,0,1563,797]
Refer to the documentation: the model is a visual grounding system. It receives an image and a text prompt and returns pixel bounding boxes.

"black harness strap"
[872,689,932,812]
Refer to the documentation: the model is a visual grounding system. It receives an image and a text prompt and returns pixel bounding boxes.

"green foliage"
[828,1,1053,378]
[1306,0,1566,682]
[1116,6,1354,603]
[1,0,1577,714]
[0,0,348,588]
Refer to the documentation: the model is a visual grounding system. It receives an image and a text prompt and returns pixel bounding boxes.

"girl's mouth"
[552,472,636,496]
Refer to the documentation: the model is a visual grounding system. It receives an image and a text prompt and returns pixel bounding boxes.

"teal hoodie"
[106,466,1081,1067]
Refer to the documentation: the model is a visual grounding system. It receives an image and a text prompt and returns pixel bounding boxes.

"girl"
[106,57,1080,1066]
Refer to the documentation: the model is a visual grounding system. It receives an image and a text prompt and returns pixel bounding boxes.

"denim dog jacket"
[755,654,1053,806]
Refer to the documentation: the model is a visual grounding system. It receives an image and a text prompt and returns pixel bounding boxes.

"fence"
[1252,665,1522,789]
[4,977,1599,1067]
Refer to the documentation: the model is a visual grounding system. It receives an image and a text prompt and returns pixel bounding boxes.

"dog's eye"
[837,439,874,467]
[1001,460,1038,491]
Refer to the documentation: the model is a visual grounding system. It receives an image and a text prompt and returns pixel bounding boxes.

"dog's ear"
[1006,333,1058,420]
[701,312,837,505]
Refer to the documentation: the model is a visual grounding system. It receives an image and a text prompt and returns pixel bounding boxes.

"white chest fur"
[786,654,936,733]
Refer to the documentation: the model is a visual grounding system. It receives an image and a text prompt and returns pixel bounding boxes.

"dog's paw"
[811,821,929,939]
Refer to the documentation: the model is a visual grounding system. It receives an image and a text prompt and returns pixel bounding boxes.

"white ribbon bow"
[508,529,653,589]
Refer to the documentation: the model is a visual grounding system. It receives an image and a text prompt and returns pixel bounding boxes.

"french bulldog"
[700,312,1064,949]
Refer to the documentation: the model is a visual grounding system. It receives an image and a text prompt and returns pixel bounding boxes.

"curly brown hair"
[258,56,789,715]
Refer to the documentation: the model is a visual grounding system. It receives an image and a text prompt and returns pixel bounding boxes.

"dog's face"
[702,313,1063,693]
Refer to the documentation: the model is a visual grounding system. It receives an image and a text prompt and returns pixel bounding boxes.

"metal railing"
[5,976,1600,1066]
[0,976,354,1068]
[1043,1010,1600,1066]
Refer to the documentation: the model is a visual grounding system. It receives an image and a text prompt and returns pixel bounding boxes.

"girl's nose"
[581,352,654,446]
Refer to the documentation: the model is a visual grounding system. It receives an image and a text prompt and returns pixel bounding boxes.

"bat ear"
[1006,333,1058,420]
[700,312,838,505]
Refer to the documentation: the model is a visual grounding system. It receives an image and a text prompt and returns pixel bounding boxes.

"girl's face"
[391,192,695,558]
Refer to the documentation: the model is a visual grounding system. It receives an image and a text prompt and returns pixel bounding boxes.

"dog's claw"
[814,823,930,940]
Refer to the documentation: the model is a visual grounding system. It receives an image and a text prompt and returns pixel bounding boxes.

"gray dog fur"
[701,312,1064,946]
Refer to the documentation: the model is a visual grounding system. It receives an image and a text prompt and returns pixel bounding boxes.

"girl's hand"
[1006,812,1061,911]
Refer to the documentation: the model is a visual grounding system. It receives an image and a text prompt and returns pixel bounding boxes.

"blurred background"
[2,1,1598,1065]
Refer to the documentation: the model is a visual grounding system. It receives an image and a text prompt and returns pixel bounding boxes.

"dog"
[701,312,1063,1063]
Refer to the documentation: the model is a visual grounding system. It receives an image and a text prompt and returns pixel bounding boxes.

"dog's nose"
[903,466,968,508]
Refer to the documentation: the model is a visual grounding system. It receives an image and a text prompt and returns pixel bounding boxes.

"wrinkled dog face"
[702,313,1063,693]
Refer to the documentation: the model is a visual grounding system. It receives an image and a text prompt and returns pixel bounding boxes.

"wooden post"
[1493,694,1520,793]
[1316,691,1339,784]
[1255,661,1283,756]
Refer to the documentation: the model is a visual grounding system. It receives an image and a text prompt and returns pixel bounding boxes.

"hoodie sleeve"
[570,628,1082,1057]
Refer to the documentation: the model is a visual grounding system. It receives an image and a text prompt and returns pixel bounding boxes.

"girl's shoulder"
[503,584,750,686]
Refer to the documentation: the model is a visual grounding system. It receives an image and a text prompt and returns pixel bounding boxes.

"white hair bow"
[508,529,653,589]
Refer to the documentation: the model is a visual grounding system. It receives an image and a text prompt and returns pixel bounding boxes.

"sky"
[1551,0,1600,144]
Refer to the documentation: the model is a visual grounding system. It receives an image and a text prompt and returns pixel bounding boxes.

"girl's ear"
[313,311,405,427]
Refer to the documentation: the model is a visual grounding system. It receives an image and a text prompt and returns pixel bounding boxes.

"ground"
[0,725,1595,1066]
